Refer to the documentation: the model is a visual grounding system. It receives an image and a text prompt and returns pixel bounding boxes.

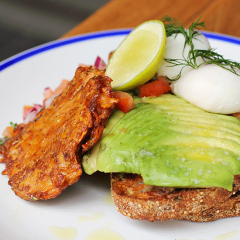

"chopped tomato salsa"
[114,91,135,113]
[2,126,14,138]
[137,77,171,98]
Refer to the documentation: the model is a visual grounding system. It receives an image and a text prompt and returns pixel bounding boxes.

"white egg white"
[172,64,240,114]
[158,32,210,79]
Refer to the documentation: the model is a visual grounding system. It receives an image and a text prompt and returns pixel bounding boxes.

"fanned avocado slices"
[83,94,240,191]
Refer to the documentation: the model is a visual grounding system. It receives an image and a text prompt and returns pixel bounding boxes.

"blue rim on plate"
[0,29,240,72]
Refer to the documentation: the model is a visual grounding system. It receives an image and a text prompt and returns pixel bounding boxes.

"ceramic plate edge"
[1,29,240,72]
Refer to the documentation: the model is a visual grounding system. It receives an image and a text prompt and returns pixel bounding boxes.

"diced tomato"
[2,126,14,138]
[157,76,170,85]
[23,105,34,119]
[53,79,70,95]
[137,77,171,98]
[114,91,135,113]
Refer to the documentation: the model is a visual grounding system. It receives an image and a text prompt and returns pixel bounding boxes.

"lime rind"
[106,20,166,91]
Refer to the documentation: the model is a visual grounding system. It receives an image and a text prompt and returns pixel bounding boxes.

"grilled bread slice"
[111,173,240,222]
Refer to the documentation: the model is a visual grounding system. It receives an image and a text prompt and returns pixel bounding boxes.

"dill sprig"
[161,16,240,81]
[162,15,205,40]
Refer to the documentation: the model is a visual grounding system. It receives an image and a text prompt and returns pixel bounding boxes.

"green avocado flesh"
[82,94,240,190]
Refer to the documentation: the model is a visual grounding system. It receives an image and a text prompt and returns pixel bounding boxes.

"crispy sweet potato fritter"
[1,66,117,201]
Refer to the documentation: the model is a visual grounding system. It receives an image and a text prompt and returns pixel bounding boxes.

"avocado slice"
[83,94,240,190]
[82,110,125,174]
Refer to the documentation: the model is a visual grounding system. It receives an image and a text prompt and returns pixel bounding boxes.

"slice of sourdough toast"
[111,173,240,222]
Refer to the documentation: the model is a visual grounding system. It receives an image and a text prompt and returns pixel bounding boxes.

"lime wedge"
[106,20,166,91]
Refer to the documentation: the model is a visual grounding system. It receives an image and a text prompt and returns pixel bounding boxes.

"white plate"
[1,29,240,240]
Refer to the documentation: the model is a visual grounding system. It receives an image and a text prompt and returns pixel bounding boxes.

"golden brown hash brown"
[0,66,117,201]
[111,173,240,222]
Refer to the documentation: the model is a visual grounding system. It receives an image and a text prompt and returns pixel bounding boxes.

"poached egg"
[172,64,240,114]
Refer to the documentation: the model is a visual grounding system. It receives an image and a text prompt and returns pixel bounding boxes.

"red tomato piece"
[137,77,171,98]
[2,126,14,138]
[54,79,70,95]
[23,105,34,119]
[114,91,135,113]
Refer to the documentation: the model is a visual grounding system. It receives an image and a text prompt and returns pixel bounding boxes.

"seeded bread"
[111,173,240,222]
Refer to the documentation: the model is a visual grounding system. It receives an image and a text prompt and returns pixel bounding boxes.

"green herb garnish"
[161,16,240,80]
[10,122,17,129]
[162,15,205,39]
[0,139,3,145]
[39,106,45,113]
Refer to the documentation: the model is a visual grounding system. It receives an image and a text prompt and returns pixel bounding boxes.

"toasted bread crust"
[111,173,240,222]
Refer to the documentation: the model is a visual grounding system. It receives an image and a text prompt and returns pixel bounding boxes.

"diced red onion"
[33,104,43,112]
[23,110,37,124]
[23,94,59,124]
[44,94,59,109]
[23,104,44,124]
[94,56,106,70]
[22,57,106,125]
